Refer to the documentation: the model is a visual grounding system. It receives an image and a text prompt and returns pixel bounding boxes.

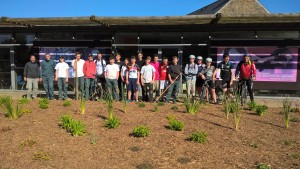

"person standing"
[159,57,169,99]
[184,55,198,98]
[150,54,160,97]
[104,57,120,101]
[200,58,217,104]
[72,52,85,99]
[235,54,257,102]
[196,56,206,99]
[141,56,156,102]
[136,52,145,101]
[40,53,56,100]
[115,53,124,100]
[55,56,69,100]
[120,58,129,100]
[95,52,107,91]
[213,53,235,97]
[165,56,182,104]
[83,54,97,100]
[126,56,140,102]
[24,55,41,99]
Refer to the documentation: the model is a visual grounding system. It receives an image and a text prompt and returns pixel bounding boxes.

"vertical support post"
[10,47,16,90]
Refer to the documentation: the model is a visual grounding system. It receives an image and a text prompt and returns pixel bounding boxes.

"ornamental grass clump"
[0,96,23,119]
[79,99,86,114]
[60,114,86,137]
[189,131,208,144]
[38,98,49,109]
[222,94,231,119]
[63,100,71,107]
[167,115,184,131]
[231,93,242,130]
[153,104,158,112]
[184,97,200,115]
[132,125,150,137]
[283,98,292,129]
[256,105,268,116]
[247,101,257,111]
[18,98,30,105]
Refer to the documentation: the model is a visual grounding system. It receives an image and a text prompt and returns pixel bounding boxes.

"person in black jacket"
[24,55,41,99]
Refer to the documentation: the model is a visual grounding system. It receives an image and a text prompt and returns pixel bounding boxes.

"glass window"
[140,32,181,44]
[114,32,138,44]
[256,31,299,39]
[15,33,35,44]
[0,48,11,89]
[0,34,12,44]
[212,31,255,39]
[182,32,209,44]
[40,33,73,40]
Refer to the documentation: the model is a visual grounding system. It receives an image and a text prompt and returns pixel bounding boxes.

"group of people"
[23,51,257,103]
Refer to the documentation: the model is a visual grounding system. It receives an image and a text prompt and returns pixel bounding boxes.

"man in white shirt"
[141,56,156,102]
[104,57,120,101]
[72,52,85,99]
[55,56,69,100]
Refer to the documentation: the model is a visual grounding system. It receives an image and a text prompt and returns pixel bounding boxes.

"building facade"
[0,0,299,96]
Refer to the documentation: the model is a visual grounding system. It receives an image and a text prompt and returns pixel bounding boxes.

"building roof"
[188,0,270,15]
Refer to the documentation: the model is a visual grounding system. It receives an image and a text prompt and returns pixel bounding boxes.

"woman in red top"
[159,57,169,96]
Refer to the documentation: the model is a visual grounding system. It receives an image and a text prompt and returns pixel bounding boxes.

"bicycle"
[238,79,252,106]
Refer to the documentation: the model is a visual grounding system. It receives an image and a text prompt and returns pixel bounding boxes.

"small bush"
[105,115,120,129]
[138,102,146,108]
[63,100,71,107]
[256,105,268,116]
[18,98,30,105]
[167,115,184,131]
[39,99,49,109]
[0,96,23,119]
[132,125,150,137]
[184,98,200,115]
[171,105,178,111]
[189,131,208,144]
[247,101,257,111]
[257,163,271,169]
[157,102,164,106]
[60,115,86,137]
[153,104,158,112]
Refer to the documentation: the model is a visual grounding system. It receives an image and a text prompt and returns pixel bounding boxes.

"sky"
[0,0,300,18]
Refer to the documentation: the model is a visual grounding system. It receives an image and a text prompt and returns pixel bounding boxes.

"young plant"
[63,100,71,107]
[153,104,158,112]
[290,117,300,123]
[123,96,127,113]
[18,98,30,105]
[138,102,146,108]
[183,97,200,115]
[231,94,242,130]
[132,125,150,137]
[167,115,184,131]
[157,102,164,106]
[22,109,32,114]
[257,163,271,169]
[79,99,86,114]
[60,114,86,136]
[247,101,257,111]
[189,131,208,144]
[0,96,23,119]
[222,94,231,119]
[283,98,292,129]
[90,132,98,145]
[256,105,268,116]
[38,98,49,109]
[171,105,179,111]
[105,115,120,129]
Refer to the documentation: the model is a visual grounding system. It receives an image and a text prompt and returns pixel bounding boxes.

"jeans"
[186,79,196,97]
[106,79,119,101]
[58,78,68,99]
[166,80,180,102]
[42,76,54,99]
[26,78,38,99]
[142,83,154,102]
[73,76,84,99]
[85,78,95,100]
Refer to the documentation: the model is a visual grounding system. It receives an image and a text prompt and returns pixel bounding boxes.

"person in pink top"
[83,54,97,100]
[151,54,160,96]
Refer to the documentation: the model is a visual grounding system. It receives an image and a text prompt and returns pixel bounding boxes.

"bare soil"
[0,100,300,169]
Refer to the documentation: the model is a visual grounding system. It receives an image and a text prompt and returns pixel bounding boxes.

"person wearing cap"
[83,54,97,100]
[213,53,234,97]
[55,56,70,100]
[196,56,206,99]
[235,54,257,102]
[184,55,198,98]
[200,58,217,104]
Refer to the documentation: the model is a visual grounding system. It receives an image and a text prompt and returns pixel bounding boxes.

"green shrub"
[257,163,271,169]
[39,99,49,109]
[184,97,200,115]
[157,102,164,106]
[60,115,86,137]
[189,131,208,144]
[138,102,146,108]
[247,101,257,111]
[132,125,150,137]
[171,105,178,111]
[0,96,23,119]
[153,104,158,112]
[256,105,268,116]
[18,98,30,105]
[105,115,120,129]
[167,115,184,131]
[63,100,71,107]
